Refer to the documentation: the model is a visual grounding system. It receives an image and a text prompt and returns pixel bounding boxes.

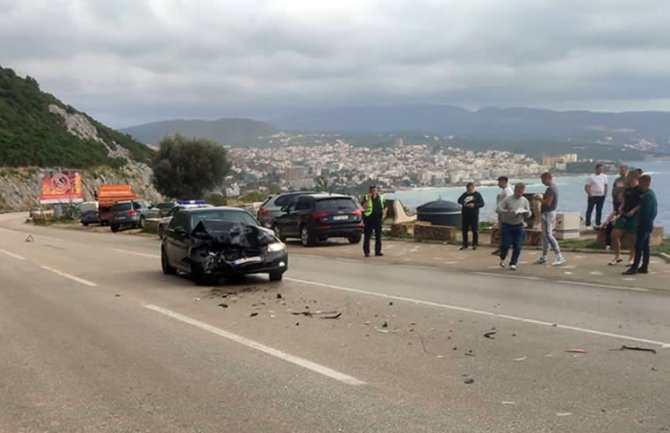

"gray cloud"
[2,0,670,127]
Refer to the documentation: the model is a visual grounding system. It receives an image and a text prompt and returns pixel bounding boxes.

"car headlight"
[267,242,286,252]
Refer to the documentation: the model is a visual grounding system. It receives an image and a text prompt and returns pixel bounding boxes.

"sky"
[2,0,670,128]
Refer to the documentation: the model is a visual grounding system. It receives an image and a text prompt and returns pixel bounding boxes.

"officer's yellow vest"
[363,194,385,217]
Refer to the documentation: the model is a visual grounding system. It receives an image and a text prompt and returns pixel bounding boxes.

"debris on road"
[513,356,527,362]
[501,401,516,405]
[25,234,34,242]
[465,350,475,357]
[218,303,228,308]
[483,330,497,339]
[565,349,587,354]
[276,293,282,299]
[249,312,258,317]
[193,297,201,301]
[114,294,121,297]
[556,412,573,417]
[320,312,342,319]
[464,378,475,384]
[388,302,394,306]
[614,345,657,354]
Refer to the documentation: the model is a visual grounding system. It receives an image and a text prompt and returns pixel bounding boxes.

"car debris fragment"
[613,345,657,354]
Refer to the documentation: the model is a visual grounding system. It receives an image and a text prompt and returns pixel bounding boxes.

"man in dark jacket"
[458,182,485,250]
[623,174,657,275]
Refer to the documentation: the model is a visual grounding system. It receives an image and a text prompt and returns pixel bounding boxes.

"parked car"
[80,201,99,226]
[273,193,363,246]
[257,191,315,228]
[148,201,178,218]
[161,207,288,284]
[158,202,213,239]
[109,200,152,232]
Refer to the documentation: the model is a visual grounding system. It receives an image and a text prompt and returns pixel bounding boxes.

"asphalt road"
[1,213,669,433]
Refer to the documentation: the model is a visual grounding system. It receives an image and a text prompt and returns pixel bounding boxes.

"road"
[1,212,669,433]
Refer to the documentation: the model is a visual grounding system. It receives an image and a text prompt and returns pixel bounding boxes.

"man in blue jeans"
[533,172,566,266]
[496,183,531,271]
[623,175,657,275]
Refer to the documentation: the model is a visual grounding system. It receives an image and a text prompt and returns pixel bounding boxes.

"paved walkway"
[287,239,670,293]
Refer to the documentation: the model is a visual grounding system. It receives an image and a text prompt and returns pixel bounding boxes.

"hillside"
[0,66,153,167]
[270,104,670,158]
[121,118,278,147]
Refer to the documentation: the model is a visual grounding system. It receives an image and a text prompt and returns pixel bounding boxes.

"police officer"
[361,185,385,257]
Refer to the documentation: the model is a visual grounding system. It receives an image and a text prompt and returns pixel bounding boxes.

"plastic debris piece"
[276,293,282,299]
[114,294,121,297]
[513,356,527,362]
[565,349,587,354]
[25,234,34,242]
[616,345,657,354]
[556,412,573,417]
[249,312,258,317]
[218,303,228,308]
[501,401,516,405]
[321,312,342,320]
[484,331,497,339]
[374,326,399,334]
[464,378,475,384]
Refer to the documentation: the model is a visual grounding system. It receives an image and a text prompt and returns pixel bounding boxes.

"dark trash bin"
[416,199,462,229]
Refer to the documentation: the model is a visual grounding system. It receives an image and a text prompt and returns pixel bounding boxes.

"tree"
[152,134,231,198]
[314,175,330,192]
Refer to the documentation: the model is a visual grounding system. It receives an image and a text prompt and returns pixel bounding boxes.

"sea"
[387,160,670,233]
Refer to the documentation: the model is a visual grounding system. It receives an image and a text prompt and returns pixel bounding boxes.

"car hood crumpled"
[191,220,276,249]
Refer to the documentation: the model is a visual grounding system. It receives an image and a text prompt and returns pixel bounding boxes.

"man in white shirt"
[491,176,514,255]
[584,163,608,228]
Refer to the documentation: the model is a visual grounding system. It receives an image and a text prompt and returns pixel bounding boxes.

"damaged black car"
[161,207,288,284]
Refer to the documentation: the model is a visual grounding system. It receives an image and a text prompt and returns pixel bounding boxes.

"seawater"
[387,160,670,232]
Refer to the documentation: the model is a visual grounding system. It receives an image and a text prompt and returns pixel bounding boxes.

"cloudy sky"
[2,0,670,127]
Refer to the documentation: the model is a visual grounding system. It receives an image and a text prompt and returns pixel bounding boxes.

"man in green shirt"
[623,174,657,275]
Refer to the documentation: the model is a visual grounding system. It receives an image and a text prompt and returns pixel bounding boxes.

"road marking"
[0,249,26,261]
[285,277,670,349]
[472,271,648,292]
[110,248,160,259]
[144,304,366,386]
[40,266,98,287]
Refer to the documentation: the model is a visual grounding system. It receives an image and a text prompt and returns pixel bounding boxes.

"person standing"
[610,170,643,266]
[584,163,608,228]
[612,165,628,212]
[496,183,531,271]
[361,185,385,258]
[491,176,514,255]
[623,175,657,275]
[532,172,566,266]
[457,182,485,250]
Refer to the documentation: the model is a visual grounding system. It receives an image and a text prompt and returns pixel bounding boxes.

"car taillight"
[311,211,329,220]
[352,209,362,216]
[258,208,269,216]
[128,210,136,216]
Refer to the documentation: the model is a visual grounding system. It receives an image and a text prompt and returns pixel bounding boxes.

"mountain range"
[123,104,670,158]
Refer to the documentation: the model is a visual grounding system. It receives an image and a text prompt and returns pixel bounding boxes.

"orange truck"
[97,184,135,225]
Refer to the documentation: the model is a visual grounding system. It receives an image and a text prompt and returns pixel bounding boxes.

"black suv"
[273,194,363,246]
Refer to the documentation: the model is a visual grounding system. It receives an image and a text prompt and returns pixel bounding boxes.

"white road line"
[285,277,670,349]
[40,266,98,287]
[474,271,648,292]
[110,248,160,259]
[144,304,366,386]
[0,249,26,261]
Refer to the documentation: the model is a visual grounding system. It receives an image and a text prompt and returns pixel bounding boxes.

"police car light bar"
[177,199,206,205]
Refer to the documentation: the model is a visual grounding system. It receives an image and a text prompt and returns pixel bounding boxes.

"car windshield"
[315,198,356,211]
[189,209,258,228]
[111,202,132,212]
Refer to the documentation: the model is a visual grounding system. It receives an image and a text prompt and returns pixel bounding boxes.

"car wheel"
[269,271,284,282]
[82,221,89,227]
[110,224,119,233]
[191,263,212,286]
[274,225,287,242]
[161,247,176,275]
[138,216,145,229]
[300,225,316,247]
[348,234,362,244]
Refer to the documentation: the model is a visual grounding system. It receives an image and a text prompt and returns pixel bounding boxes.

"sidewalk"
[287,239,670,293]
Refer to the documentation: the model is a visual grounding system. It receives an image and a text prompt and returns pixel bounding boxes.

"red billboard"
[39,171,84,204]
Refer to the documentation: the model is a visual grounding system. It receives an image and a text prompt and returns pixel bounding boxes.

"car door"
[294,196,314,233]
[276,197,298,237]
[165,211,190,269]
